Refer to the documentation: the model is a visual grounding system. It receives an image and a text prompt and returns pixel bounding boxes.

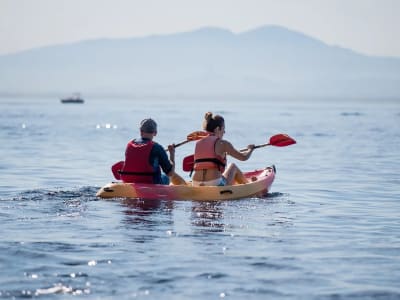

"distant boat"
[60,93,84,104]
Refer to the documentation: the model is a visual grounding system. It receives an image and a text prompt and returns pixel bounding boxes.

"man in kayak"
[119,118,186,185]
[192,112,255,186]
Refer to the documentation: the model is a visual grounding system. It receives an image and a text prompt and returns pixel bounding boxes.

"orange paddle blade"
[187,131,209,141]
[169,131,210,150]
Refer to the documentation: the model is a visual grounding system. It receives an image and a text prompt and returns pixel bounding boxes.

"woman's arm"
[218,140,255,161]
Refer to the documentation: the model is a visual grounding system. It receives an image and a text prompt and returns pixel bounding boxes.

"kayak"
[96,165,276,201]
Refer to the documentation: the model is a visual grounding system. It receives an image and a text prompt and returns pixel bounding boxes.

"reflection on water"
[120,198,174,224]
[121,198,174,217]
[191,201,225,232]
[189,193,295,234]
[119,198,175,243]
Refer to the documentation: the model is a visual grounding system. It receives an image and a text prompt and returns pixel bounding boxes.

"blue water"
[0,96,399,299]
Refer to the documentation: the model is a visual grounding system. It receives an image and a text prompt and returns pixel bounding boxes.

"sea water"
[0,96,399,299]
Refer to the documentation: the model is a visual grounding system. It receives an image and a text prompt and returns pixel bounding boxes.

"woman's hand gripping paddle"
[182,133,296,172]
[111,131,209,180]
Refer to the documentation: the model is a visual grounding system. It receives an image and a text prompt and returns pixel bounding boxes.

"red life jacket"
[119,140,156,183]
[193,135,226,172]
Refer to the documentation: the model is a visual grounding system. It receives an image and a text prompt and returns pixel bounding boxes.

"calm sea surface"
[0,96,399,299]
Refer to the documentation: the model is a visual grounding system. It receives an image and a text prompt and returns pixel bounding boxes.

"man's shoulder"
[151,142,165,153]
[152,141,163,148]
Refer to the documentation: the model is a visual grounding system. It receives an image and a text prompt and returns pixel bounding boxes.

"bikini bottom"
[192,177,227,187]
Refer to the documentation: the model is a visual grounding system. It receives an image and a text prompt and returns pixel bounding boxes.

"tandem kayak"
[96,165,276,201]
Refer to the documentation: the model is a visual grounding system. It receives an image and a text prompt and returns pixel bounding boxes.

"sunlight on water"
[0,96,399,299]
[96,123,118,129]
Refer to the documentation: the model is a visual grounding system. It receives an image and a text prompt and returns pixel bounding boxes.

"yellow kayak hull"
[96,165,276,201]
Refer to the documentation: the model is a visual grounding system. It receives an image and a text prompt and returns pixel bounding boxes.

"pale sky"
[1,0,399,57]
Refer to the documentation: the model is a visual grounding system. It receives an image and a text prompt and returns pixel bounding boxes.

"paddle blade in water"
[269,134,296,147]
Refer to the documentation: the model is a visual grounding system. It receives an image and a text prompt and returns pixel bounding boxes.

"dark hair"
[140,118,157,133]
[202,112,224,133]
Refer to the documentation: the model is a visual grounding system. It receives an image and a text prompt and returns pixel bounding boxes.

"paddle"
[182,133,296,172]
[239,133,296,151]
[111,161,124,180]
[165,131,209,151]
[111,131,209,180]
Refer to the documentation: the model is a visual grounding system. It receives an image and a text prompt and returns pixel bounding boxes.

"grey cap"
[140,118,157,133]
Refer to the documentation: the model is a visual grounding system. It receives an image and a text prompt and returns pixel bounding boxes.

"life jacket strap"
[194,158,226,168]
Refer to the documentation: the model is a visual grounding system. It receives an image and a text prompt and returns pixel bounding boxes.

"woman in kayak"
[119,118,186,185]
[192,112,255,186]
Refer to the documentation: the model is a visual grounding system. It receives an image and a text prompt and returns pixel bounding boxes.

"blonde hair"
[202,112,225,133]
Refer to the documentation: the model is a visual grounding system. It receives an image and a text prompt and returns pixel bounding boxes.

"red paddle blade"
[187,131,209,141]
[182,154,194,172]
[269,134,296,147]
[111,161,124,180]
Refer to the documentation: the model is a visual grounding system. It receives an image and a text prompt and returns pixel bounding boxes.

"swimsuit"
[192,177,227,187]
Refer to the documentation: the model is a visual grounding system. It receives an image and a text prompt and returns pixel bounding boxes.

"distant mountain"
[0,25,399,98]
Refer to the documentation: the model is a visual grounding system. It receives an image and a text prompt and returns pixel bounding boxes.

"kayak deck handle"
[103,187,114,192]
[220,190,233,195]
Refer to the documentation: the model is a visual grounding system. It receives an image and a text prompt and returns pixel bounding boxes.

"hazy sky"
[1,0,399,57]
